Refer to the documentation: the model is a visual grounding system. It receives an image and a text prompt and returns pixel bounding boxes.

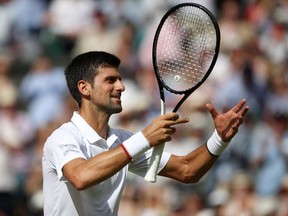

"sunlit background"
[0,0,288,215]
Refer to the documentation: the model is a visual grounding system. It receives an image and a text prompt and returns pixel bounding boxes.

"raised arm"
[159,99,249,183]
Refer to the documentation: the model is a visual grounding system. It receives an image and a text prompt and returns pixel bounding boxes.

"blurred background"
[0,0,288,215]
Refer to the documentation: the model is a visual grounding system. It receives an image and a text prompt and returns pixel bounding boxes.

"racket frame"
[153,2,221,112]
[144,2,221,182]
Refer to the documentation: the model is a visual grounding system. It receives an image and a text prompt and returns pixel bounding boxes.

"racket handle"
[144,143,165,183]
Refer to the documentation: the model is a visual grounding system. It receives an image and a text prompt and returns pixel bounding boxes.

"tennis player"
[42,51,249,215]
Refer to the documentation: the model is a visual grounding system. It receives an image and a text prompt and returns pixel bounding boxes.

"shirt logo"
[59,144,80,156]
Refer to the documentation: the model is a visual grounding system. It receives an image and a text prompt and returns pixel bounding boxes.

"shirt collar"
[70,111,103,143]
[70,112,119,148]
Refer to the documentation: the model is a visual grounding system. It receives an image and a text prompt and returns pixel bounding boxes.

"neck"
[79,108,110,139]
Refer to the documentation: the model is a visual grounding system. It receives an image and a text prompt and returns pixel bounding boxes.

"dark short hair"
[64,51,121,107]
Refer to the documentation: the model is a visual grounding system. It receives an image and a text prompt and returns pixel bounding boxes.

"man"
[42,51,249,215]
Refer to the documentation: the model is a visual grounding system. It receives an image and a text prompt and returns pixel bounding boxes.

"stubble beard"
[103,103,123,116]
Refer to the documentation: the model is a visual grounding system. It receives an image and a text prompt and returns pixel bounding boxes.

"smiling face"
[83,67,125,115]
[65,51,122,108]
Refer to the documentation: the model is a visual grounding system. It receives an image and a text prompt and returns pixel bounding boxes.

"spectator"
[248,110,287,196]
[223,170,255,216]
[0,73,33,216]
[10,0,49,60]
[0,0,14,49]
[42,0,96,62]
[19,55,68,130]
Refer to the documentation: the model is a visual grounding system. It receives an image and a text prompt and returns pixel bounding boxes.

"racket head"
[152,3,221,95]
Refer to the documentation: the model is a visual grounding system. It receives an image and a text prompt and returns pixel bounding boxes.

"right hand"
[142,113,189,147]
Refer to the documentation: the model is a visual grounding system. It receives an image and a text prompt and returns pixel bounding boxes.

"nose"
[116,80,125,92]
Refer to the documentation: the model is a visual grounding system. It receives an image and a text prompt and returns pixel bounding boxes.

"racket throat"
[173,93,189,112]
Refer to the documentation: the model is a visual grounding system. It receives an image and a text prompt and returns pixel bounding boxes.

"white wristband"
[122,132,151,159]
[206,130,230,156]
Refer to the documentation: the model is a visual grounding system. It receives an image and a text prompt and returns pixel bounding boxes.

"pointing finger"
[168,117,189,126]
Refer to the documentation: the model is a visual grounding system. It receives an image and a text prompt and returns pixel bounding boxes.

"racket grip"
[144,143,165,183]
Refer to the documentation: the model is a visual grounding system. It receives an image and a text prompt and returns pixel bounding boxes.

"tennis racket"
[144,3,221,183]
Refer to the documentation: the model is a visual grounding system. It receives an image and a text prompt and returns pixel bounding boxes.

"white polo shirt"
[42,112,171,216]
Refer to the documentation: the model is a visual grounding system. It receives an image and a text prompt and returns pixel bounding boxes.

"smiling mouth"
[111,95,121,101]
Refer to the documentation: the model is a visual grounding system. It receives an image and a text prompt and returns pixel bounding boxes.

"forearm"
[159,144,218,183]
[63,132,150,190]
[181,145,218,182]
[66,146,130,190]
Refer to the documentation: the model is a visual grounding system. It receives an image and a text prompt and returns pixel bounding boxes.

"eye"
[106,76,118,84]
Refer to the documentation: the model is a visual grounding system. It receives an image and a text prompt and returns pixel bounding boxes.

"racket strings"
[156,5,217,92]
[183,7,207,83]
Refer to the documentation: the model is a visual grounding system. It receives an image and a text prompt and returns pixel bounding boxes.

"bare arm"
[62,147,130,190]
[160,99,249,183]
[159,145,218,183]
[62,113,189,190]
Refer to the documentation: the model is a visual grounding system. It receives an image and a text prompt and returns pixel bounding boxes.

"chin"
[111,106,123,114]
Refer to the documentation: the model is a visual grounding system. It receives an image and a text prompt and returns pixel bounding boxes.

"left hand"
[206,99,249,142]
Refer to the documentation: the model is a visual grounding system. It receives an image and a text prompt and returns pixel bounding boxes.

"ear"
[77,80,91,96]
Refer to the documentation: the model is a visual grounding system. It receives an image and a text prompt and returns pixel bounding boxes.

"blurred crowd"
[0,0,288,215]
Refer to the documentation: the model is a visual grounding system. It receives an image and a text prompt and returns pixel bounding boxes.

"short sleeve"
[43,126,86,180]
[128,149,171,177]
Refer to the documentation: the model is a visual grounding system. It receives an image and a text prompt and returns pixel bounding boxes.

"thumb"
[206,103,218,119]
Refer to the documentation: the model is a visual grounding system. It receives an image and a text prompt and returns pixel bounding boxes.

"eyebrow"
[103,74,122,81]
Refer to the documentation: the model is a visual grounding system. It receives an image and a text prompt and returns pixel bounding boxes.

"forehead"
[96,67,120,78]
